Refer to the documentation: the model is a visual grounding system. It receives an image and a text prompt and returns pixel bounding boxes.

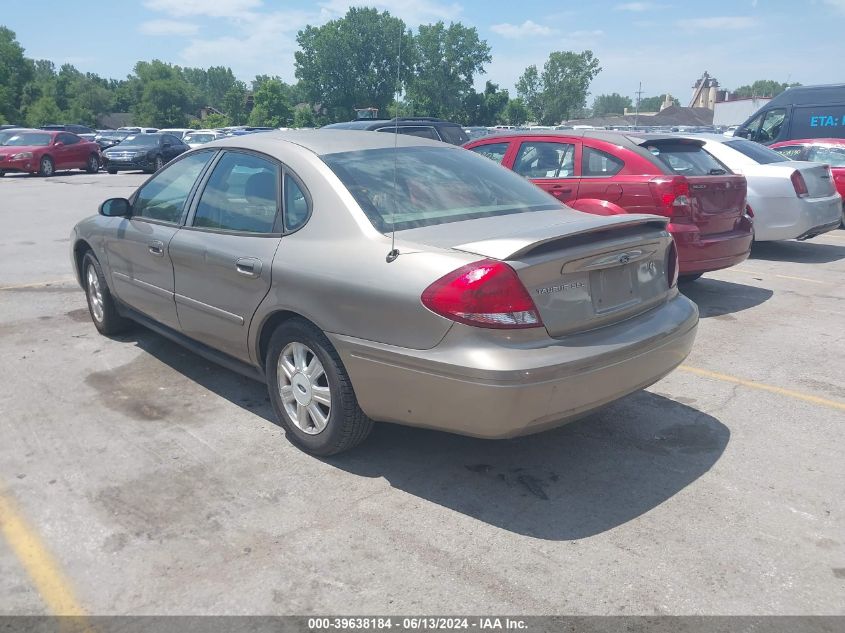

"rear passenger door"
[168,150,303,362]
[511,139,578,202]
[576,144,626,203]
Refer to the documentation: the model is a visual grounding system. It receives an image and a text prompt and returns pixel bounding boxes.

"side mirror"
[734,128,749,138]
[54,141,64,147]
[99,198,131,217]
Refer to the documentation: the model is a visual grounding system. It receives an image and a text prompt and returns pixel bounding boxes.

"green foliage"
[734,79,800,99]
[134,76,192,127]
[24,96,63,126]
[592,92,632,116]
[463,81,509,126]
[248,78,295,127]
[200,113,230,128]
[222,81,248,125]
[292,106,316,128]
[406,21,491,123]
[295,7,413,121]
[517,51,601,125]
[503,98,529,126]
[636,95,677,112]
[0,27,34,123]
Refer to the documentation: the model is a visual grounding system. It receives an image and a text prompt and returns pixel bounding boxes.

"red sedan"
[465,131,753,281]
[0,129,101,177]
[770,138,845,220]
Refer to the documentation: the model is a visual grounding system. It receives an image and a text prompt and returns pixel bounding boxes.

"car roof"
[474,128,709,149]
[324,118,460,130]
[205,129,448,156]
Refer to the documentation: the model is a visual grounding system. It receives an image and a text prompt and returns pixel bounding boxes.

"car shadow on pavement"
[750,239,845,264]
[328,390,729,540]
[680,278,773,318]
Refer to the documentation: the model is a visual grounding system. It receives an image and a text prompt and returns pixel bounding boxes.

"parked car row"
[0,129,101,177]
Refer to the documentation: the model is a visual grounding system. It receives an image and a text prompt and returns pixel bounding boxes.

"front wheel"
[154,155,164,171]
[266,319,372,455]
[38,156,54,177]
[82,252,131,336]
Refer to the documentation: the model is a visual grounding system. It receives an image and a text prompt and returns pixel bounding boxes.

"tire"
[107,167,117,175]
[38,156,54,177]
[84,153,99,173]
[679,273,703,283]
[153,155,164,172]
[82,251,131,336]
[0,171,5,177]
[266,319,372,455]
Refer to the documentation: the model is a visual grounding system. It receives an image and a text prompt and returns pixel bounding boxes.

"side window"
[513,141,576,179]
[809,146,845,167]
[193,152,280,234]
[469,142,510,163]
[58,133,79,145]
[162,134,178,145]
[774,145,805,160]
[133,151,213,223]
[284,173,310,231]
[583,147,624,177]
[751,109,786,143]
[377,126,439,140]
[741,111,765,140]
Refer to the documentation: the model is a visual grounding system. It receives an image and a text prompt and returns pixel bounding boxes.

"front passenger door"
[512,140,578,202]
[169,150,289,361]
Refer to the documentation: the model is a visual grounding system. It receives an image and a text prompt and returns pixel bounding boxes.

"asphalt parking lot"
[1,170,843,616]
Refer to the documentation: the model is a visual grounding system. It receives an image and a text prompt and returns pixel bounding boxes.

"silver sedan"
[71,131,698,455]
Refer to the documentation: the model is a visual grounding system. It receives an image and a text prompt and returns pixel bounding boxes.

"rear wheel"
[266,319,372,455]
[38,156,54,177]
[84,153,99,173]
[153,155,164,172]
[82,252,131,336]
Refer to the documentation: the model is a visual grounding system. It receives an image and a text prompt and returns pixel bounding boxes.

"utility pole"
[634,81,644,128]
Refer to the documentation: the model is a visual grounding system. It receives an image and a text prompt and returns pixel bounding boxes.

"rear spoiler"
[453,214,669,260]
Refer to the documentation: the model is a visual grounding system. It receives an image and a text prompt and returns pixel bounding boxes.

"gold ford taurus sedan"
[71,130,698,455]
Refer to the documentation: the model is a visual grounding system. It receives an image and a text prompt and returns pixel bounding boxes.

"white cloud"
[490,20,555,39]
[318,0,463,26]
[614,2,661,10]
[823,0,845,13]
[139,20,200,36]
[143,0,262,18]
[677,16,756,30]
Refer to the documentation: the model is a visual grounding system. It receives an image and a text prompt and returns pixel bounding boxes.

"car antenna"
[386,23,402,264]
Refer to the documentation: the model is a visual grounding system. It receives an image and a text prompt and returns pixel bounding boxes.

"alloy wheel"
[86,265,105,323]
[277,341,332,435]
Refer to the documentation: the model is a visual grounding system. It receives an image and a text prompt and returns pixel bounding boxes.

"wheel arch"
[73,239,94,285]
[255,309,323,370]
[567,198,629,216]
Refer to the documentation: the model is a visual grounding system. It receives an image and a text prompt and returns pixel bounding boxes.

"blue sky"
[3,0,845,105]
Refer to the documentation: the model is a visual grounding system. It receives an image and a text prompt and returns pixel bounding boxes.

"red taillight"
[745,204,754,218]
[667,240,679,288]
[791,170,809,197]
[421,259,543,329]
[649,176,692,220]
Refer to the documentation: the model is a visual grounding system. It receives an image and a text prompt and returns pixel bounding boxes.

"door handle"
[551,187,573,195]
[148,240,164,256]
[236,257,262,278]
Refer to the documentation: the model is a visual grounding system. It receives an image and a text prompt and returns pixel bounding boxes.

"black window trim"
[127,149,218,227]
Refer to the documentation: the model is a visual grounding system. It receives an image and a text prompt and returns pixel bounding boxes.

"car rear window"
[724,139,788,164]
[322,146,560,231]
[437,125,470,145]
[642,141,731,175]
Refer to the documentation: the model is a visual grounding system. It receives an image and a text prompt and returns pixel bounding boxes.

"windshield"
[322,146,560,231]
[118,135,159,147]
[184,133,215,144]
[725,139,789,165]
[3,132,52,146]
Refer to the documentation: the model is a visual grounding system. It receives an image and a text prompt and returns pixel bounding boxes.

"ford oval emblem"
[619,254,631,264]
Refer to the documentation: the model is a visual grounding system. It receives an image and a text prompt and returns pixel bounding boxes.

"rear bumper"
[329,293,698,439]
[670,217,753,275]
[753,194,843,241]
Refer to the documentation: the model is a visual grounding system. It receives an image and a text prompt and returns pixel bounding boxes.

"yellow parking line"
[0,490,86,615]
[0,278,75,291]
[679,365,845,411]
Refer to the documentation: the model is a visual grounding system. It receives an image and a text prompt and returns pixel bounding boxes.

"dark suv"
[322,117,469,145]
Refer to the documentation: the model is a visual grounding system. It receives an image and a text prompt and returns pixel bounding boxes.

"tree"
[222,81,248,125]
[24,96,62,126]
[0,27,34,123]
[248,78,294,127]
[463,81,509,126]
[295,7,413,121]
[538,50,601,124]
[515,65,543,122]
[734,79,800,99]
[200,113,229,128]
[503,98,529,126]
[292,105,316,128]
[592,92,632,116]
[135,79,192,127]
[637,94,678,112]
[406,21,491,122]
